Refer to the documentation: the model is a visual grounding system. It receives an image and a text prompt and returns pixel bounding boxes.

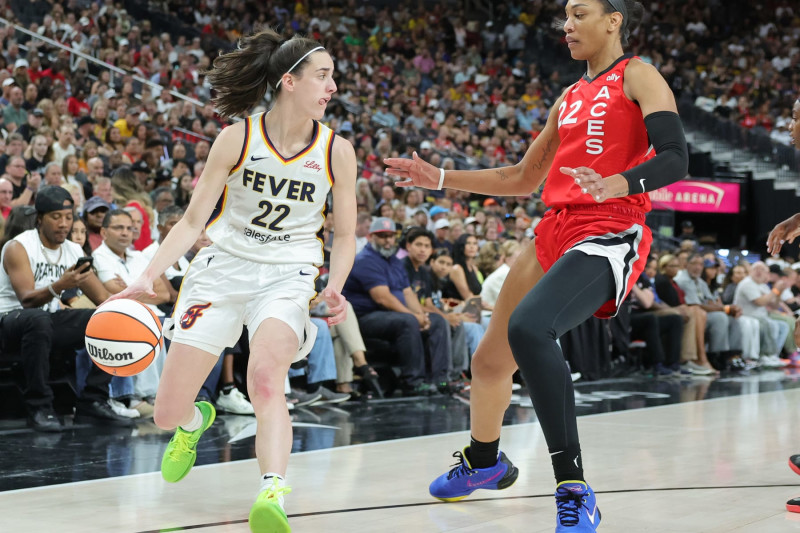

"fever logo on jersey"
[180,303,212,330]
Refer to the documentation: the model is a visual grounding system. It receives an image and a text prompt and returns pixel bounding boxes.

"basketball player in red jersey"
[386,1,688,530]
[109,29,357,532]
[765,96,800,514]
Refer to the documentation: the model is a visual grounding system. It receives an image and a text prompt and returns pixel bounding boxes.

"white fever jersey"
[0,228,84,313]
[206,112,335,266]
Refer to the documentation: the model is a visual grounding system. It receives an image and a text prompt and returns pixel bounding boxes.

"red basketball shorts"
[534,204,653,318]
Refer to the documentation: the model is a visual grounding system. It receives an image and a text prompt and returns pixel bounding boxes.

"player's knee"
[471,348,509,380]
[508,308,538,347]
[247,366,284,405]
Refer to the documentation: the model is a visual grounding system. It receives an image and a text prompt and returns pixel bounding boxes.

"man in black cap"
[82,195,111,251]
[16,107,44,143]
[0,186,133,429]
[678,220,698,242]
[75,115,100,146]
[144,137,166,164]
[152,168,173,190]
[131,159,152,190]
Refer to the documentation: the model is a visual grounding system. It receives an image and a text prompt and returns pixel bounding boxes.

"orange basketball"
[85,299,163,376]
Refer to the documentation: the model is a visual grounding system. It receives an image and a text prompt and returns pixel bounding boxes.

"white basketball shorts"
[164,244,318,361]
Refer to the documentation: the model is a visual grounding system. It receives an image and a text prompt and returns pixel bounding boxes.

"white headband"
[275,46,325,89]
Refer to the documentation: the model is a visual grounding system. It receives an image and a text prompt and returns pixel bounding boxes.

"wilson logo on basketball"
[86,345,134,361]
[180,303,212,329]
[303,160,322,172]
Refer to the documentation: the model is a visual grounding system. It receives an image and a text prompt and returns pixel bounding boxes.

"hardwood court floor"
[2,385,800,532]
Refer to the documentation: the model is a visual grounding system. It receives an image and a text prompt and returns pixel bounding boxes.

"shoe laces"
[555,487,586,527]
[261,476,292,501]
[166,432,194,462]
[446,450,476,480]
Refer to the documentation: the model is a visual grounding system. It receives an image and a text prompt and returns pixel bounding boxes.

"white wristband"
[436,168,445,190]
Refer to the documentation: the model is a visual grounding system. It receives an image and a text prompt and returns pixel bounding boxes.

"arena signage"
[649,180,740,214]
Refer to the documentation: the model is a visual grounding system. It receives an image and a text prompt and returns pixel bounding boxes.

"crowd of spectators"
[0,0,799,429]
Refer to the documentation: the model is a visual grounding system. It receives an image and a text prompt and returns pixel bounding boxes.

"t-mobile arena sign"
[649,180,740,213]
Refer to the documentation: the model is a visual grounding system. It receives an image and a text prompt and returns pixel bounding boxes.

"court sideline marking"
[134,483,800,532]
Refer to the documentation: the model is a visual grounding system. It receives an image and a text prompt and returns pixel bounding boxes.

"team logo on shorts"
[180,303,212,330]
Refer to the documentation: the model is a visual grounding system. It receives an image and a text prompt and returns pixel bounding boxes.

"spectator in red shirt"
[67,88,90,117]
[39,60,67,85]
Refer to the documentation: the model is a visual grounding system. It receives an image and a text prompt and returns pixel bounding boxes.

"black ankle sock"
[467,436,499,469]
[550,445,584,484]
[307,383,320,394]
[221,382,235,394]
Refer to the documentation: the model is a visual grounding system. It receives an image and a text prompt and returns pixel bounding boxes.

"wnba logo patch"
[180,303,212,329]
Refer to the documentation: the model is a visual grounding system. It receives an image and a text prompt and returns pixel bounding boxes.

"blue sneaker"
[555,481,601,531]
[429,448,519,502]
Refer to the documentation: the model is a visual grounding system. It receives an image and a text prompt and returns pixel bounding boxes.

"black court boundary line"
[135,483,800,532]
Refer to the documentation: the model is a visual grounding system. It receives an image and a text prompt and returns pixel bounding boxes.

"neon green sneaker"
[249,477,292,533]
[161,401,215,483]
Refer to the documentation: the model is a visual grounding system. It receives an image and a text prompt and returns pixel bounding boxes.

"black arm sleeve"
[621,111,688,195]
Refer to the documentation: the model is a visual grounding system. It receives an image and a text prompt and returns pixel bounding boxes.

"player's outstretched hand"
[104,276,157,304]
[384,151,441,189]
[321,287,347,326]
[767,214,800,256]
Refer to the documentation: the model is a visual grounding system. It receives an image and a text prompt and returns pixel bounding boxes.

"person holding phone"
[74,256,93,270]
[0,186,133,430]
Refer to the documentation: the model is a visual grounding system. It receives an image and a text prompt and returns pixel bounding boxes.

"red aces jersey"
[542,55,653,212]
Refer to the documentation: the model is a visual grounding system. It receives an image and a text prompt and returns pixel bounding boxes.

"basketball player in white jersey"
[109,29,357,533]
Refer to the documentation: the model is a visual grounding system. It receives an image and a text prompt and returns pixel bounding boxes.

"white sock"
[180,406,204,432]
[260,473,287,507]
[260,472,285,492]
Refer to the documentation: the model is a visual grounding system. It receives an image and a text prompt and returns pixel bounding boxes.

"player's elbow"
[664,141,689,179]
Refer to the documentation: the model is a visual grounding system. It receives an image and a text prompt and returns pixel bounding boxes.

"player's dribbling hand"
[105,276,157,304]
[561,166,629,203]
[767,214,800,256]
[384,152,440,189]
[321,287,347,326]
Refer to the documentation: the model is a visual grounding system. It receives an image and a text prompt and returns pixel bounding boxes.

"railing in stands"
[679,99,800,177]
[0,15,205,108]
[171,127,213,145]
